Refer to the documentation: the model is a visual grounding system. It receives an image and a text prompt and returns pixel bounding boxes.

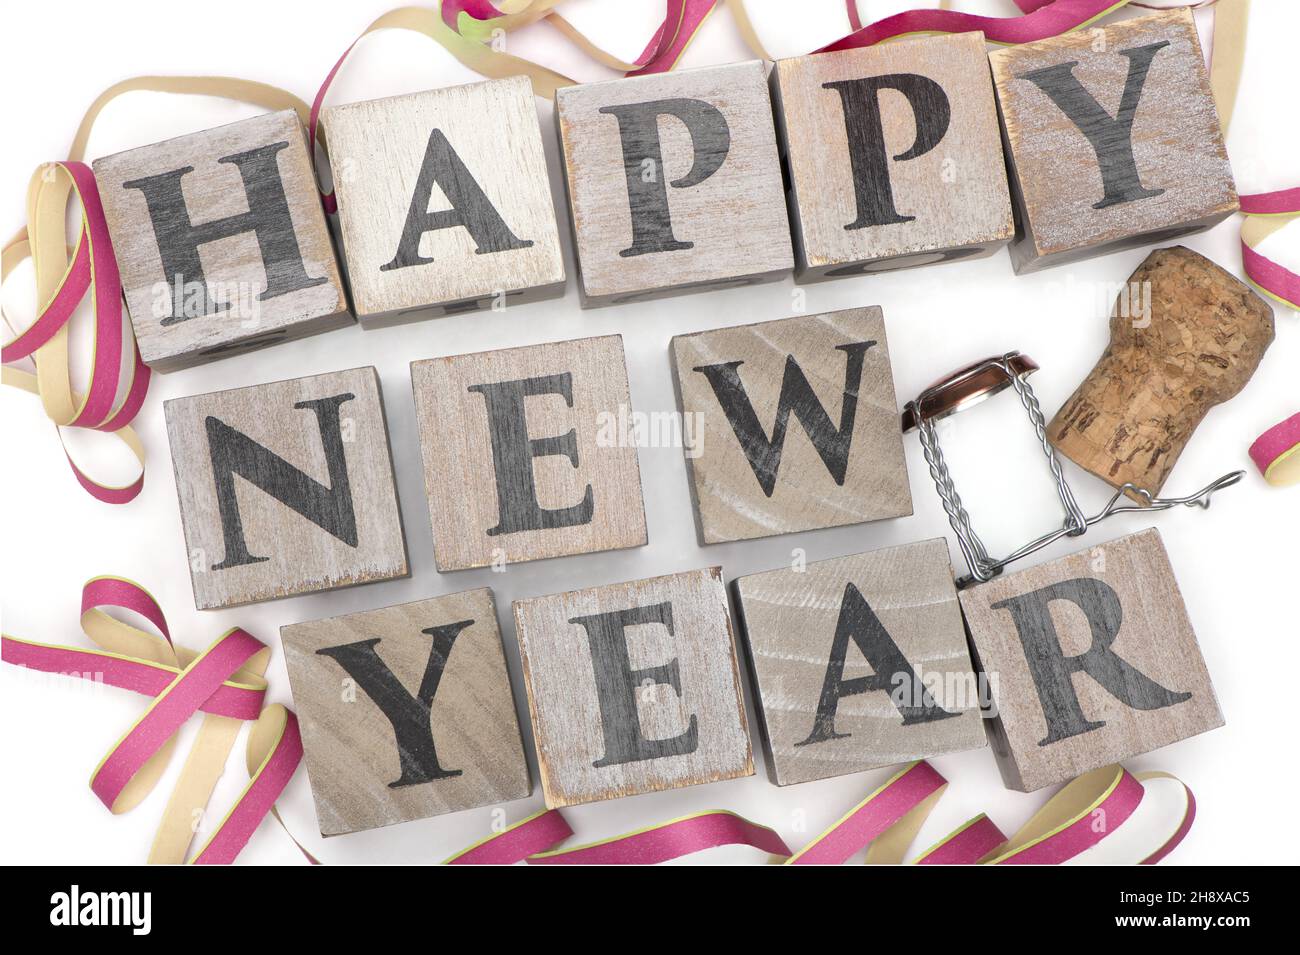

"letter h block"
[163,367,409,609]
[513,568,753,808]
[281,589,531,836]
[771,31,1014,280]
[959,529,1224,792]
[410,335,648,571]
[733,539,986,787]
[94,110,350,371]
[989,8,1237,273]
[555,61,794,306]
[322,77,566,323]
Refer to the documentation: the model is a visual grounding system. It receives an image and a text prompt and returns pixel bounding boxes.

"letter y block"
[989,9,1237,273]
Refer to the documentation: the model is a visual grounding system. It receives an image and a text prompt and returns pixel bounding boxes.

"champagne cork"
[1049,246,1274,498]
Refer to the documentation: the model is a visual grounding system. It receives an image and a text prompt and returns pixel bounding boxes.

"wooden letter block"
[323,77,565,323]
[164,367,408,609]
[411,335,647,571]
[281,589,531,836]
[772,31,1013,281]
[555,61,793,306]
[513,568,753,807]
[959,528,1223,792]
[670,306,911,543]
[734,539,986,786]
[94,110,349,371]
[1050,246,1274,498]
[990,9,1237,273]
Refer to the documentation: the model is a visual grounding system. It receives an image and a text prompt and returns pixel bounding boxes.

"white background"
[1,0,1296,865]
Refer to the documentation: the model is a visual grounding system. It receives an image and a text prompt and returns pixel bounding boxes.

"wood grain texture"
[164,366,408,610]
[1049,246,1273,498]
[734,539,985,787]
[323,76,565,323]
[990,9,1238,274]
[94,110,349,371]
[772,31,1013,281]
[555,60,793,306]
[281,588,531,836]
[670,306,912,543]
[513,567,753,808]
[410,334,647,571]
[959,528,1223,792]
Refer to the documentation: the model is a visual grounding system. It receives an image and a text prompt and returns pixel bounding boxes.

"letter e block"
[734,539,986,786]
[281,589,531,836]
[989,9,1237,273]
[323,77,565,323]
[513,568,753,807]
[772,31,1013,280]
[959,528,1224,792]
[164,366,408,609]
[555,61,793,306]
[94,110,349,371]
[410,335,647,571]
[670,306,911,543]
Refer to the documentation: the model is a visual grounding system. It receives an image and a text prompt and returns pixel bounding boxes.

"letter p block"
[556,61,793,306]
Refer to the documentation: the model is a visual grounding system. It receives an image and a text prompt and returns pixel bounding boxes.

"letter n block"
[93,110,349,371]
[772,31,1013,281]
[670,306,911,543]
[410,334,647,571]
[989,8,1237,273]
[281,589,531,836]
[959,528,1224,792]
[734,539,986,787]
[323,77,566,323]
[163,366,408,609]
[513,568,753,808]
[555,61,793,306]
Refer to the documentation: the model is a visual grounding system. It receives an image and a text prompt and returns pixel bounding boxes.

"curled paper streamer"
[1,163,147,503]
[1249,412,1300,486]
[446,760,1195,865]
[0,577,304,864]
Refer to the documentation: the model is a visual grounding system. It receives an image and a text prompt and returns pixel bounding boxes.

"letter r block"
[322,77,566,323]
[513,568,753,808]
[772,31,1013,281]
[555,61,793,306]
[734,539,986,786]
[410,335,647,571]
[959,529,1224,792]
[281,589,531,836]
[989,8,1237,273]
[93,110,350,371]
[163,367,408,609]
[670,307,911,543]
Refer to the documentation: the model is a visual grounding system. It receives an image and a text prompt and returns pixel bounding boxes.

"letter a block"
[555,61,793,306]
[670,306,911,543]
[94,110,350,371]
[959,529,1223,792]
[163,367,408,609]
[989,9,1237,273]
[734,539,986,786]
[513,568,753,808]
[410,335,647,571]
[772,31,1013,280]
[323,77,565,323]
[281,589,531,836]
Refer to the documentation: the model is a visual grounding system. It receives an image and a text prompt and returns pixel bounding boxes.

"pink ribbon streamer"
[0,577,303,864]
